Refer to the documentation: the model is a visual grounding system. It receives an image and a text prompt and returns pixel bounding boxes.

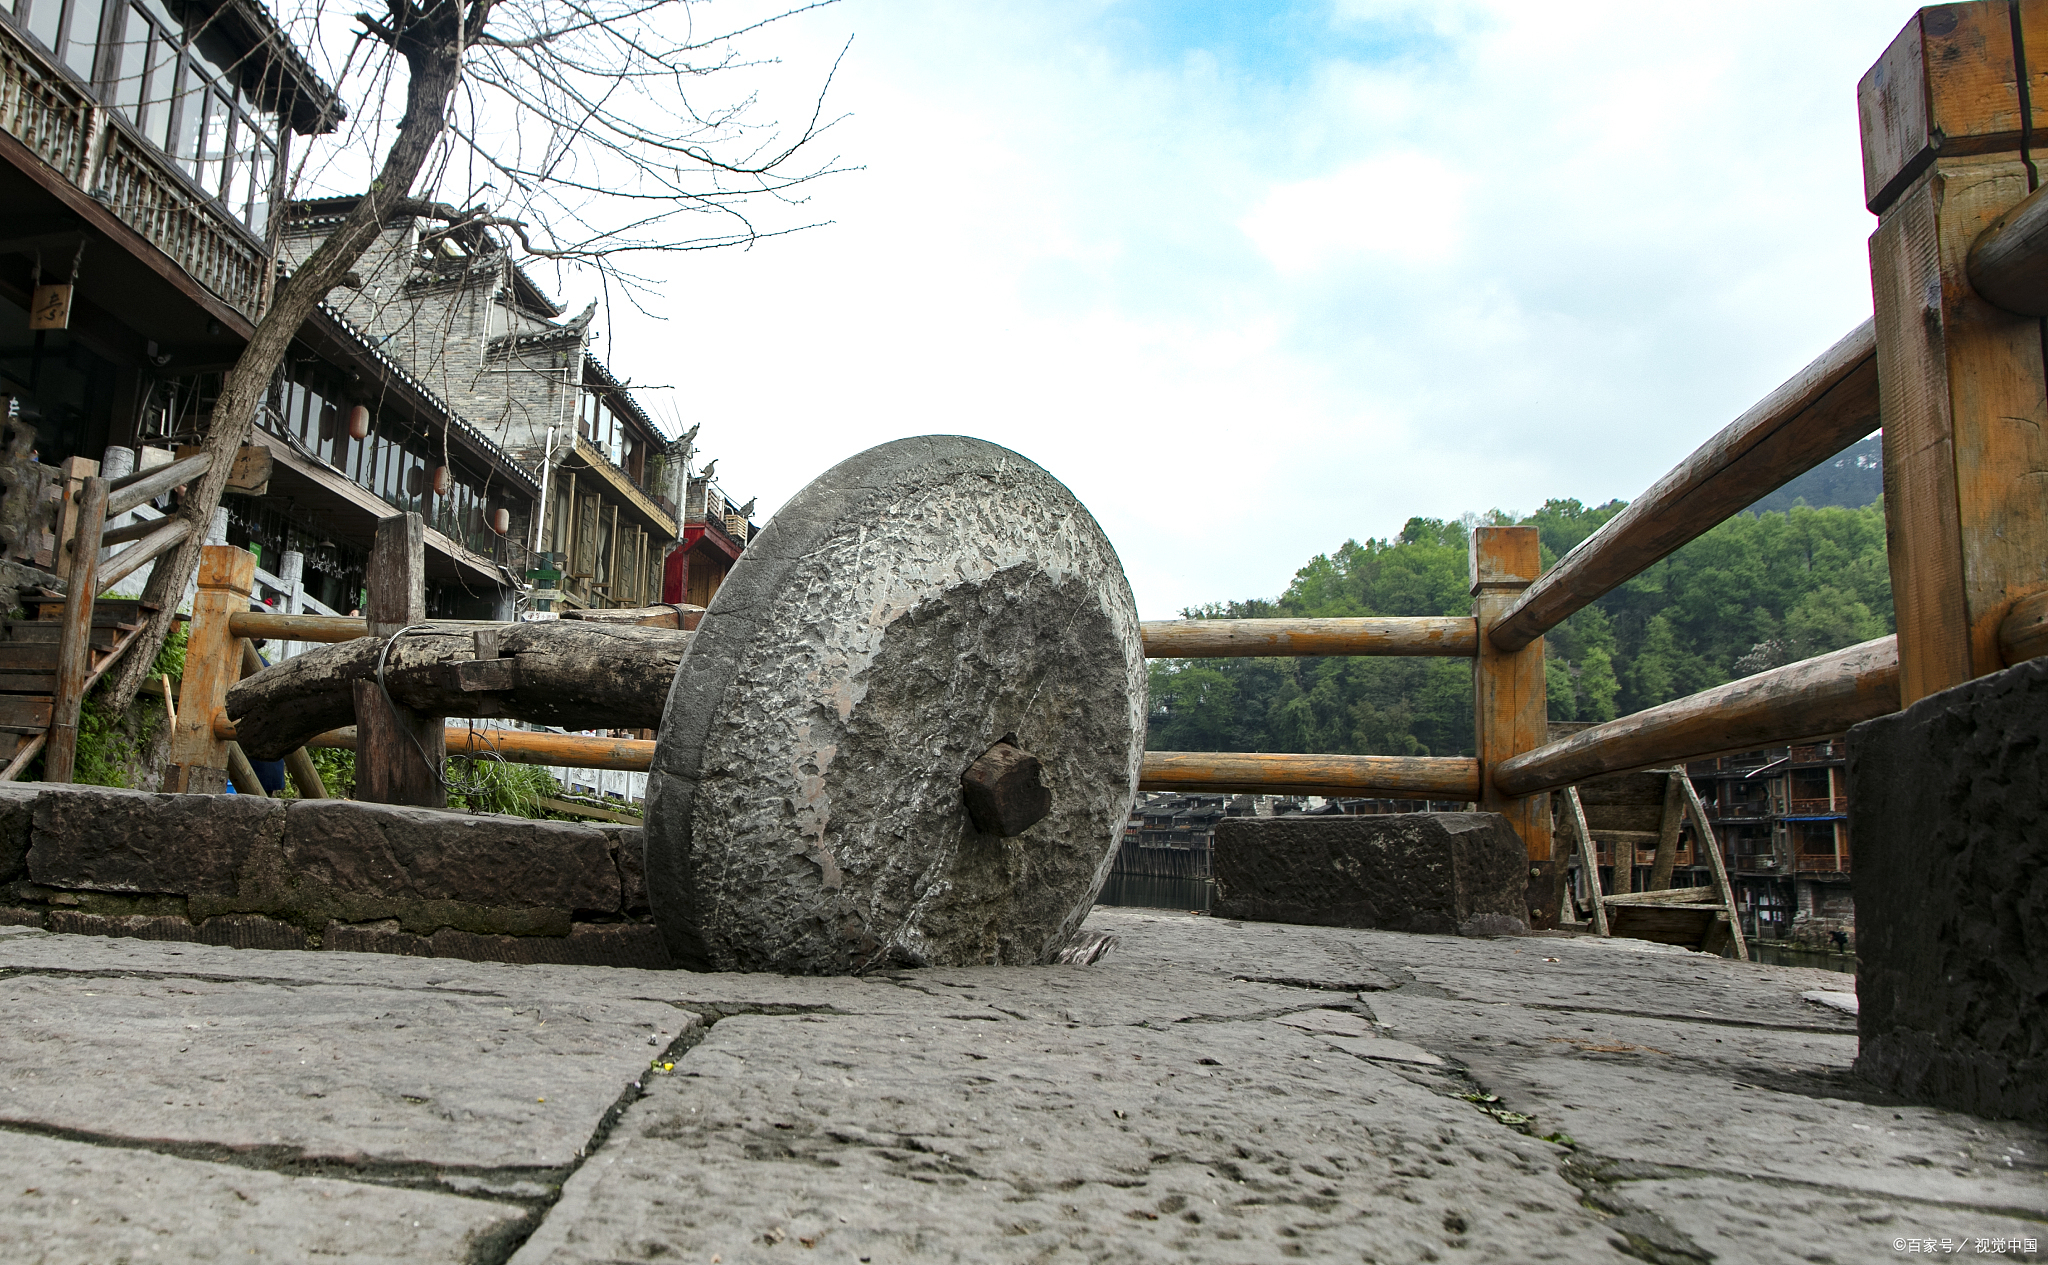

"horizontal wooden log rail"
[1492,635,1900,797]
[229,612,367,643]
[213,717,660,773]
[223,620,689,759]
[1489,321,1881,653]
[1138,751,1480,800]
[96,519,191,594]
[1998,588,2048,666]
[1139,617,1476,658]
[1966,179,2048,315]
[106,453,210,518]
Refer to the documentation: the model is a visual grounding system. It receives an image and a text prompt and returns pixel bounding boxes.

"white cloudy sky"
[307,0,1913,619]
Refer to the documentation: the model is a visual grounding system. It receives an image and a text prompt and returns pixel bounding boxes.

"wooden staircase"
[0,593,151,777]
[1558,767,1748,959]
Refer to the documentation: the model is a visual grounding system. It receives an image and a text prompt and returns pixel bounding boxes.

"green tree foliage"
[1146,498,1892,756]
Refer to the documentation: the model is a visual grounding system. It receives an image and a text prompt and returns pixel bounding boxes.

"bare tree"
[104,0,844,710]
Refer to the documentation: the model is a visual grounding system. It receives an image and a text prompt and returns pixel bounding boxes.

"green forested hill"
[1145,498,1892,757]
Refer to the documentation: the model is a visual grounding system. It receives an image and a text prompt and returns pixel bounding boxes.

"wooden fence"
[13,3,2048,864]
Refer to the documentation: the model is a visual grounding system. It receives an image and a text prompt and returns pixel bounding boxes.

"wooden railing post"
[1862,3,2048,704]
[1470,526,1550,862]
[43,474,107,783]
[167,545,255,794]
[354,513,445,807]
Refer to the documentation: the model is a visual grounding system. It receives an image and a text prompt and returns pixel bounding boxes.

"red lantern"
[490,507,510,535]
[431,465,451,496]
[346,404,370,440]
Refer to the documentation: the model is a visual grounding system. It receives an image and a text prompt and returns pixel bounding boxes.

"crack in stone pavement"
[5,911,2043,1262]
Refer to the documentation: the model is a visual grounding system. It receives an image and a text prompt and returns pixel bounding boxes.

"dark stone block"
[610,827,650,916]
[281,800,621,913]
[46,911,199,942]
[321,917,670,968]
[29,788,285,895]
[324,918,433,956]
[1849,657,2048,1123]
[0,783,38,884]
[1213,813,1529,936]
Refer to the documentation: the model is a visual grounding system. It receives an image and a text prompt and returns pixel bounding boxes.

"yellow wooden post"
[1470,525,1551,862]
[167,545,255,794]
[1862,2,2048,704]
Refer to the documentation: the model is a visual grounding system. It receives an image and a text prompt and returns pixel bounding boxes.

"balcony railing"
[0,21,267,321]
[1784,796,1845,816]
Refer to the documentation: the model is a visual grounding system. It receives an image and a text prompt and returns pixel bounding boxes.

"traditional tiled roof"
[309,297,542,497]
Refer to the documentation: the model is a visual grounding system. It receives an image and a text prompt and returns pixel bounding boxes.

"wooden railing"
[0,21,267,321]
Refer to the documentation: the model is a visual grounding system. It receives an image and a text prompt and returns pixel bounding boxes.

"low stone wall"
[1212,812,1529,936]
[1849,656,2047,1123]
[0,784,666,967]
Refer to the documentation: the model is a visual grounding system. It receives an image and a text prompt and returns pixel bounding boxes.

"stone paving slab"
[509,1010,1629,1264]
[0,908,2041,1263]
[1,1128,527,1264]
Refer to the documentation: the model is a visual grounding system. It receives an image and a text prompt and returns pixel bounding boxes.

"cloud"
[1240,152,1473,273]
[462,0,1917,619]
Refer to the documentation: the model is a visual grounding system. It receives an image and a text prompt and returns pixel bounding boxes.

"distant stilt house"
[280,197,757,617]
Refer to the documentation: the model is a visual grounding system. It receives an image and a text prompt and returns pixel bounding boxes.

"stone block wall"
[0,785,665,968]
[1849,657,2048,1122]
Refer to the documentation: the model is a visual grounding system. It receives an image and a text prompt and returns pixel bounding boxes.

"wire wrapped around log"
[224,621,692,759]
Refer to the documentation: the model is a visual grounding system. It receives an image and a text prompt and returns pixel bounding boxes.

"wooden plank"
[1572,772,1674,805]
[1647,772,1685,892]
[0,645,61,671]
[1140,616,1478,658]
[106,452,210,518]
[175,443,272,494]
[96,518,192,593]
[43,475,107,783]
[1603,886,1718,907]
[355,514,442,806]
[352,677,445,808]
[1678,769,1748,961]
[1493,637,1899,797]
[1607,904,1721,949]
[167,546,256,790]
[1470,526,1549,861]
[365,512,426,637]
[3,622,113,650]
[1138,751,1479,800]
[559,604,703,630]
[1871,151,2048,703]
[1490,321,1880,652]
[537,795,640,825]
[0,672,58,694]
[1564,786,1608,937]
[0,696,54,729]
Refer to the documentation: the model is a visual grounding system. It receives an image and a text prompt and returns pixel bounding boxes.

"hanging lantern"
[405,466,424,497]
[431,465,451,496]
[346,404,370,440]
[489,507,510,535]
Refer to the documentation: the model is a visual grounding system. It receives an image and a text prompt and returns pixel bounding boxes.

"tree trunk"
[105,5,486,712]
[224,619,689,759]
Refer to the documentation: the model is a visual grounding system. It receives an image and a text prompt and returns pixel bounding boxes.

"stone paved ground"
[0,909,2040,1263]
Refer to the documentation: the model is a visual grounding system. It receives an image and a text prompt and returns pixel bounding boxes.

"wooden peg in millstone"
[961,734,1053,837]
[644,435,1148,975]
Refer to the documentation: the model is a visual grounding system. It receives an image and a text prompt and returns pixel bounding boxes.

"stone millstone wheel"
[644,436,1146,974]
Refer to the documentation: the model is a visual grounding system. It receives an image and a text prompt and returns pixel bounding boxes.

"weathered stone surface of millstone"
[646,436,1146,974]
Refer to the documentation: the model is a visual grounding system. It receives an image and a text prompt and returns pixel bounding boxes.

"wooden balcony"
[0,21,267,321]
